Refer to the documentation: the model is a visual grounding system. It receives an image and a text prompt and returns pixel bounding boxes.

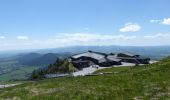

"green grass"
[0,60,18,72]
[0,60,41,82]
[0,60,18,65]
[0,57,170,100]
[0,67,39,82]
[94,66,131,74]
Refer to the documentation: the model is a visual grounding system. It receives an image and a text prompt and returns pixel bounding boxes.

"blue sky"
[0,0,170,51]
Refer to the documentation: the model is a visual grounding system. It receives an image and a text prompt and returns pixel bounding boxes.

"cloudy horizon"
[0,0,170,51]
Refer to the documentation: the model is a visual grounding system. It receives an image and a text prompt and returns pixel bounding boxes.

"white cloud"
[120,23,141,32]
[141,33,170,46]
[0,36,5,39]
[45,33,137,47]
[150,19,160,23]
[1,33,170,51]
[144,33,170,38]
[44,33,170,47]
[161,18,170,25]
[17,36,29,40]
[150,17,170,25]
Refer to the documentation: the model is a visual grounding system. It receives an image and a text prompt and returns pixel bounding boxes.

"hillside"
[17,53,42,65]
[0,57,170,99]
[17,53,58,66]
[0,53,71,82]
[31,59,76,79]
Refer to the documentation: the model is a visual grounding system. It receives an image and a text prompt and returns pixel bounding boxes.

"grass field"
[0,60,19,74]
[0,67,39,82]
[0,57,170,100]
[94,66,131,74]
[0,59,41,82]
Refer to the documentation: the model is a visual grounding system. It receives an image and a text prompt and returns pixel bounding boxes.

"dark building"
[115,53,150,64]
[69,51,150,69]
[70,51,121,69]
[117,53,140,58]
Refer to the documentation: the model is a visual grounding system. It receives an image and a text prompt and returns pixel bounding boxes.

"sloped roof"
[107,55,122,62]
[72,51,106,61]
[72,51,121,63]
[117,53,139,57]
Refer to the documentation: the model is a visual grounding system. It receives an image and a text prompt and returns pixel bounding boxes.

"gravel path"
[73,62,137,76]
[0,83,21,88]
[73,66,108,76]
[72,61,158,77]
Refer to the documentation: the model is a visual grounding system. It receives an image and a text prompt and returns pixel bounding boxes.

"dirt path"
[0,83,21,88]
[72,61,158,77]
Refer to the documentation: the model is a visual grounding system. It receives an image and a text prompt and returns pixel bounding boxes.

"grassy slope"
[0,57,170,100]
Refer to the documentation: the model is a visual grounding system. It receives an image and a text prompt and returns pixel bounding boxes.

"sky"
[0,0,170,51]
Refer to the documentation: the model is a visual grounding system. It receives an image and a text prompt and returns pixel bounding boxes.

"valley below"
[1,46,170,82]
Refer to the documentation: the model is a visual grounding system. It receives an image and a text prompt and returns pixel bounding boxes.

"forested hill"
[17,53,59,66]
[15,52,72,66]
[31,59,76,79]
[0,52,72,82]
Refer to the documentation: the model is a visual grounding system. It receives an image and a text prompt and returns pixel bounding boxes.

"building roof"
[72,51,106,61]
[71,51,149,65]
[117,53,139,57]
[107,55,122,62]
[72,51,121,63]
